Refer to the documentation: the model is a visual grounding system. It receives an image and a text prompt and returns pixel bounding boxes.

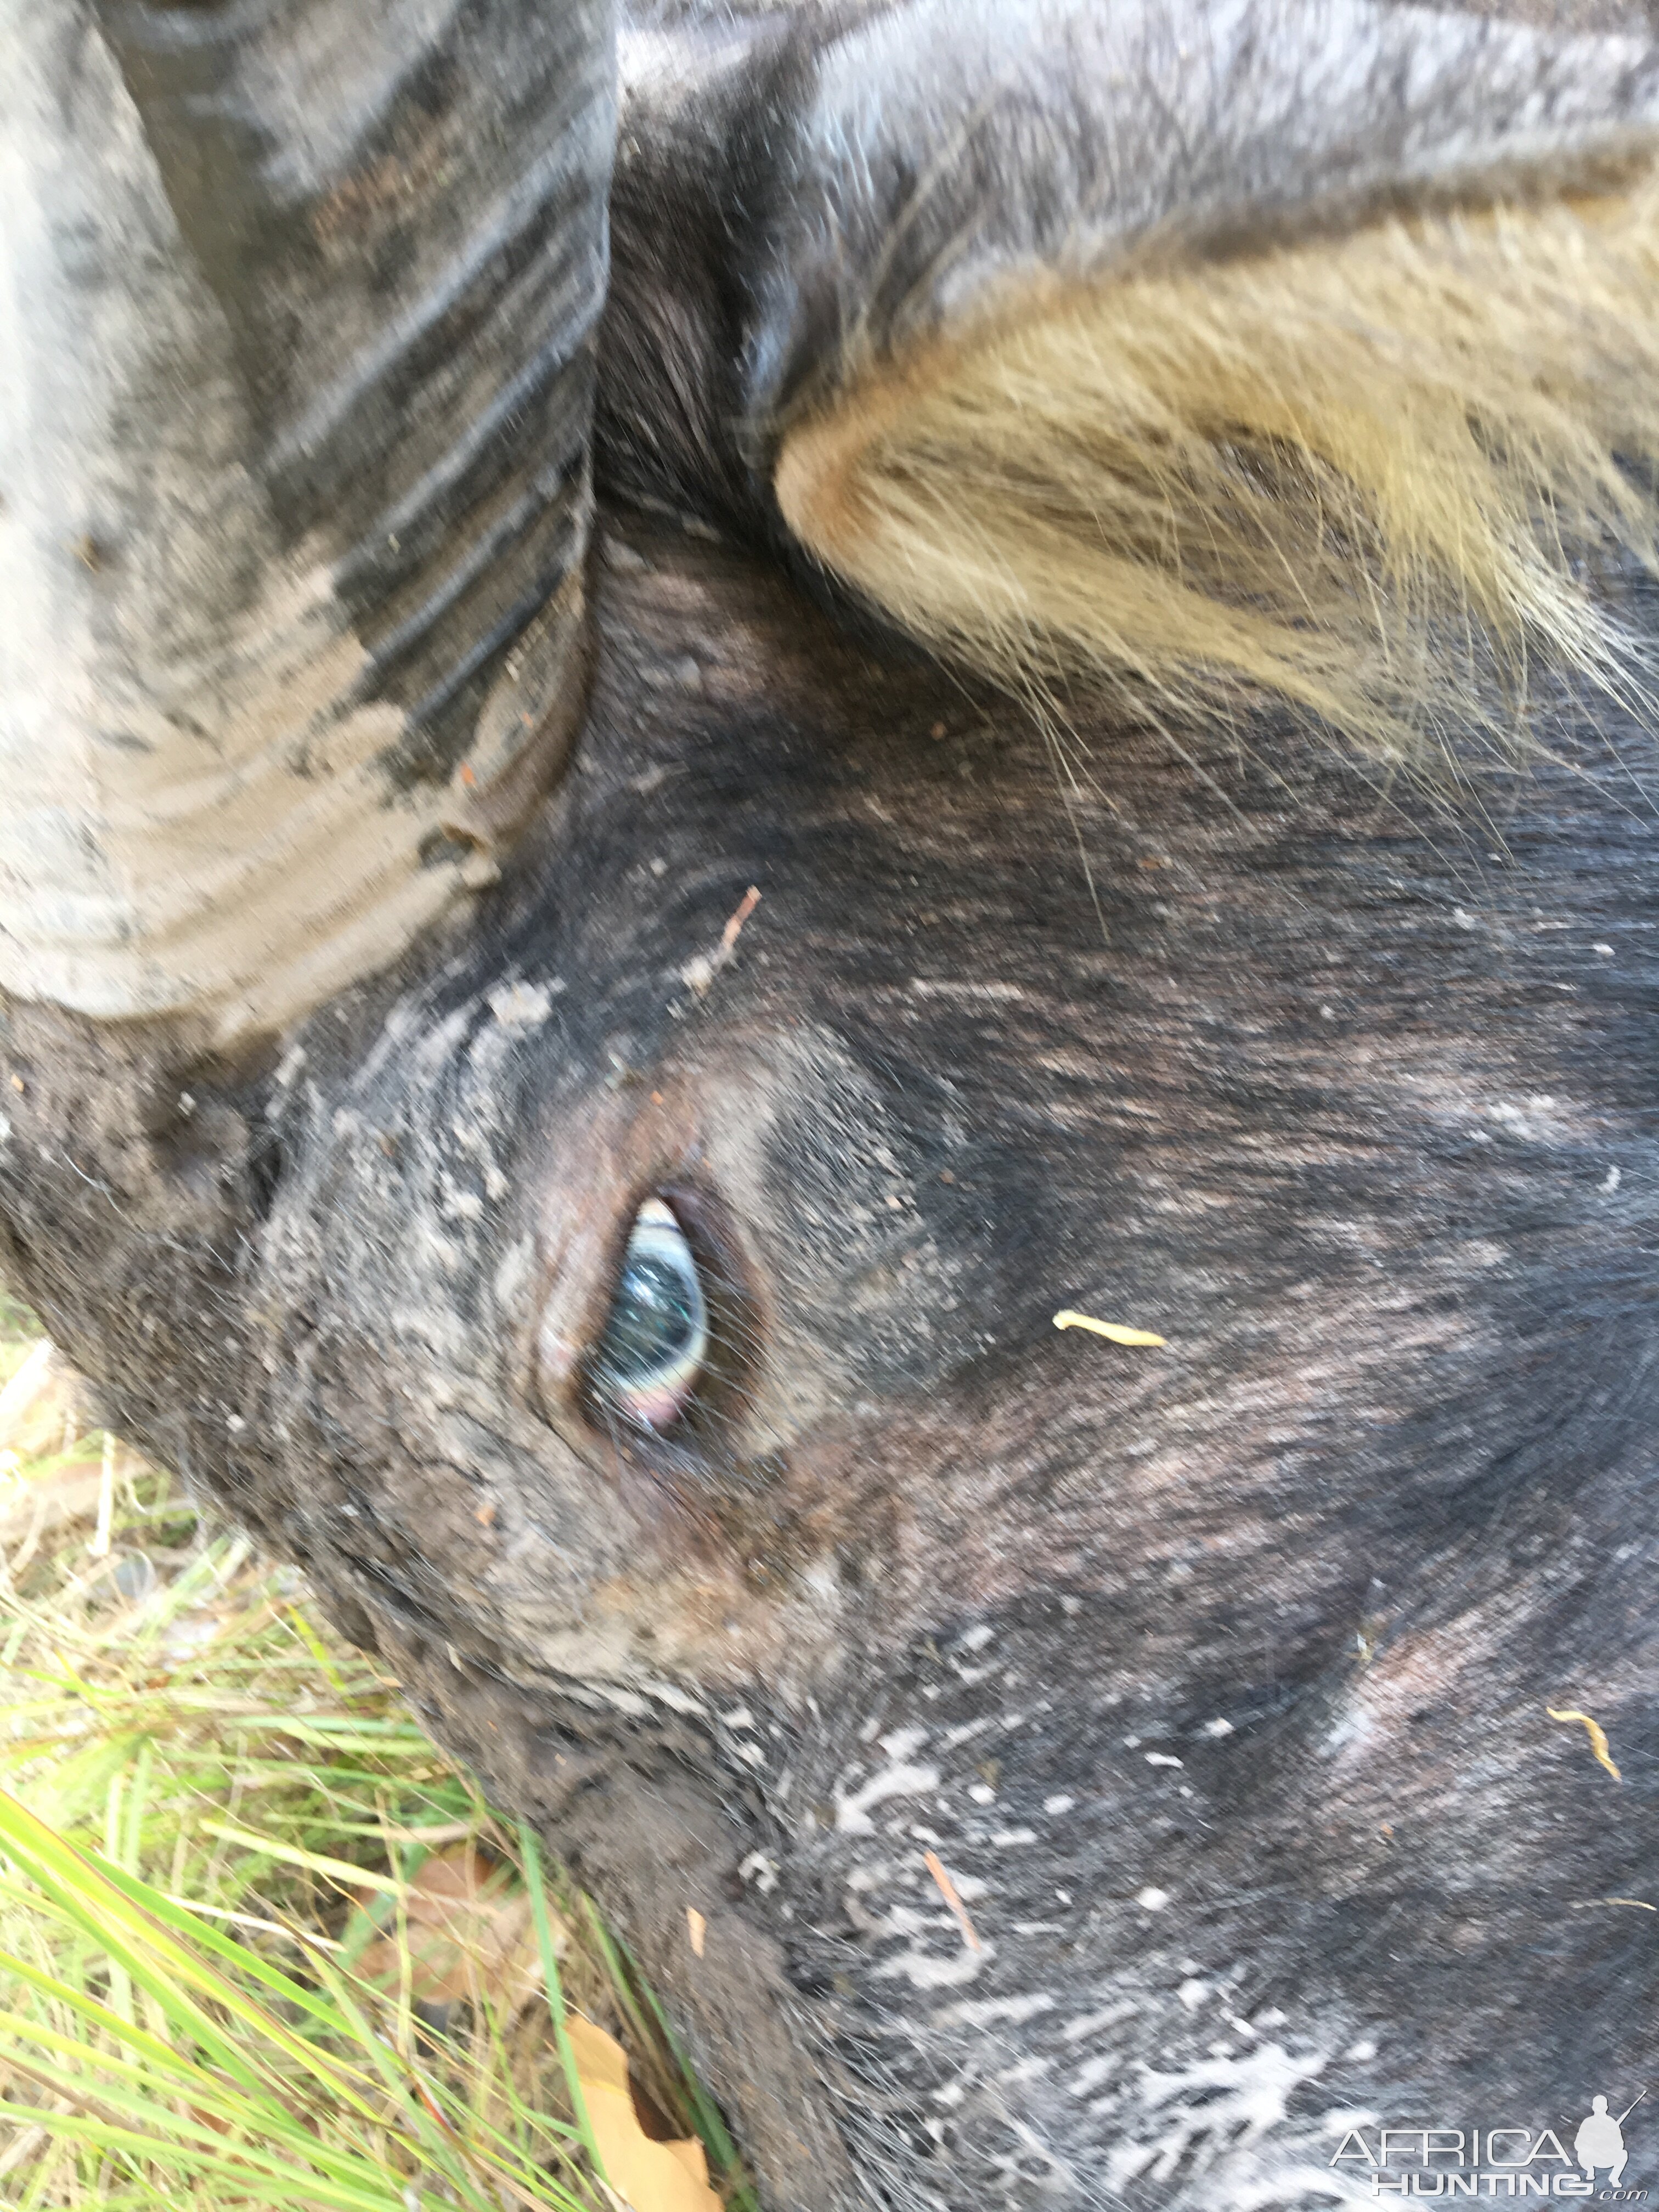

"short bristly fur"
[775,174,1659,764]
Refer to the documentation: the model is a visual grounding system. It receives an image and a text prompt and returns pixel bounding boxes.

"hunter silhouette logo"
[1330,2090,1647,2196]
[1576,2096,1643,2190]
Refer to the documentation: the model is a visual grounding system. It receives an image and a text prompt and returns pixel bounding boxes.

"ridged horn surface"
[0,0,614,1044]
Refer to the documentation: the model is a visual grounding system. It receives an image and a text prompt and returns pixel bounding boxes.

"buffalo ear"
[2,0,614,1047]
[763,0,1659,765]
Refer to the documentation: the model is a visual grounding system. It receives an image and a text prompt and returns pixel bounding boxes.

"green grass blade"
[0,1955,200,2082]
[195,1818,408,1896]
[0,2106,408,2212]
[0,1791,398,2124]
[520,1822,607,2190]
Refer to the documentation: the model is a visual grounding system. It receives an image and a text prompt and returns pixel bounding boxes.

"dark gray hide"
[2,4,1658,2209]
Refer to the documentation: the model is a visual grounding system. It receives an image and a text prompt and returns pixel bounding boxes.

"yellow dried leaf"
[1545,1706,1623,1783]
[357,1843,549,2011]
[1052,1310,1167,1347]
[566,2016,720,2212]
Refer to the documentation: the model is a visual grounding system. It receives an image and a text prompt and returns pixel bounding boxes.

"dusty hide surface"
[3,518,1657,2209]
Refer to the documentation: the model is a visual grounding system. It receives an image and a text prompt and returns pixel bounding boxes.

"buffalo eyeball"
[591,1198,708,1430]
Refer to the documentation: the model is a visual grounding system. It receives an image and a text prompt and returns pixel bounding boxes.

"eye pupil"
[591,1198,709,1431]
[600,1254,697,1380]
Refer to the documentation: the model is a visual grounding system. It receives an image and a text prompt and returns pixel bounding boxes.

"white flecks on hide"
[486,979,563,1028]
[877,1939,995,1989]
[996,2055,1052,2084]
[737,1852,779,1895]
[880,1725,930,1760]
[836,1758,941,1833]
[571,1679,650,1719]
[438,1177,484,1224]
[1062,2001,1138,2042]
[414,1006,475,1073]
[871,1904,951,1939]
[935,1993,1057,2029]
[844,1864,894,1893]
[940,1716,999,1750]
[1324,1696,1378,1754]
[414,1224,462,1277]
[1133,2042,1330,2182]
[492,1235,536,1315]
[1322,2107,1381,2135]
[997,2112,1075,2189]
[926,1867,988,1901]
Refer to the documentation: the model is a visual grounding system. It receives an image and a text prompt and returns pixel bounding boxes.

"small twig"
[681,888,762,997]
[924,1850,982,1953]
[720,886,761,954]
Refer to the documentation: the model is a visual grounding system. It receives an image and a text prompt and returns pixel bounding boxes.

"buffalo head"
[4,1,1659,2204]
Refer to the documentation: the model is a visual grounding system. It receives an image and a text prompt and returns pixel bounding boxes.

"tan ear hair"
[775,173,1659,766]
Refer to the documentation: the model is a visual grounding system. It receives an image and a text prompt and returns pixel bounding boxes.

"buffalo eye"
[590,1198,709,1431]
